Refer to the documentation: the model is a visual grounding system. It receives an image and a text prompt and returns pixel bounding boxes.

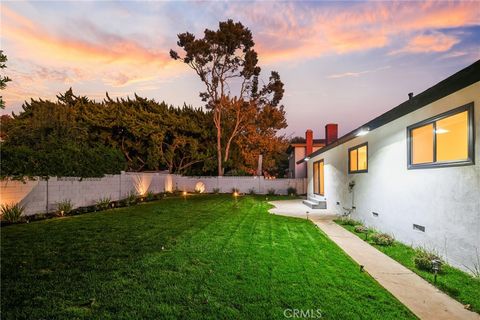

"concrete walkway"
[269,200,480,320]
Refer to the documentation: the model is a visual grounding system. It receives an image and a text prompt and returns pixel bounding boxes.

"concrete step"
[302,199,327,209]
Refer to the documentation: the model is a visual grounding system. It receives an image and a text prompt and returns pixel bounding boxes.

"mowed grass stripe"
[1,195,416,319]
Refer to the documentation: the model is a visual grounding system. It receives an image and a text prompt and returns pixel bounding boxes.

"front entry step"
[302,199,327,209]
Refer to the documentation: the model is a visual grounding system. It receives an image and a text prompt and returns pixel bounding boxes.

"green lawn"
[1,195,416,319]
[336,222,480,314]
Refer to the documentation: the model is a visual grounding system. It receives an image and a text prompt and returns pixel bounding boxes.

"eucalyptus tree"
[170,20,286,175]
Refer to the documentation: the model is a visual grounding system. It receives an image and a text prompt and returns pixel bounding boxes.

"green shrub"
[1,203,25,222]
[212,188,220,194]
[124,192,138,207]
[371,233,394,246]
[95,197,111,211]
[248,188,256,195]
[338,217,361,226]
[267,188,276,195]
[287,187,297,196]
[56,199,73,216]
[145,191,155,201]
[414,248,443,272]
[354,225,368,233]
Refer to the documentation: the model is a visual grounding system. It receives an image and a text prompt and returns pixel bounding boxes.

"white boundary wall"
[0,173,306,216]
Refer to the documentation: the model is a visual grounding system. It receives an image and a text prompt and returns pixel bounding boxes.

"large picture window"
[313,159,324,195]
[349,143,368,173]
[407,103,474,169]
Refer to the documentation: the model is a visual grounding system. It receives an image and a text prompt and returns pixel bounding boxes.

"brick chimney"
[305,129,313,155]
[325,124,338,145]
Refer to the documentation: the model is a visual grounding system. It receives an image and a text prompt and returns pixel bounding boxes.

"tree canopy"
[1,88,288,178]
[170,20,287,176]
[0,50,12,109]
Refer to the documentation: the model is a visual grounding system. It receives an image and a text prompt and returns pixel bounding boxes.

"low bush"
[354,225,368,233]
[95,197,111,211]
[1,203,25,223]
[56,199,73,216]
[371,233,394,246]
[414,248,443,273]
[267,188,276,195]
[248,188,256,195]
[145,191,155,201]
[212,188,220,194]
[337,217,361,226]
[287,187,297,196]
[124,192,138,207]
[231,187,239,194]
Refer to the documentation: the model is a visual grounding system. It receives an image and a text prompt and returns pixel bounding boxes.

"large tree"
[0,50,12,109]
[170,20,286,176]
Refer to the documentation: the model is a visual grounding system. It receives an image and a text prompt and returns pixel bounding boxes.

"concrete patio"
[268,199,480,320]
[268,199,337,220]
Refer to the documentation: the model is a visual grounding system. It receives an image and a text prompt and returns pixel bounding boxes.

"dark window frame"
[348,142,368,174]
[407,102,475,170]
[313,159,325,196]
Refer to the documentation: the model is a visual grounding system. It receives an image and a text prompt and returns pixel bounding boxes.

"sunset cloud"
[391,32,460,55]
[327,66,391,79]
[0,4,189,111]
[221,1,480,62]
[2,6,170,65]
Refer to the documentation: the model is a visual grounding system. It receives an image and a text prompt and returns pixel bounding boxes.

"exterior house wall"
[291,146,322,178]
[295,147,307,178]
[307,82,480,271]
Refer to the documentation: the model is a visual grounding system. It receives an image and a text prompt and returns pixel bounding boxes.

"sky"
[1,0,479,138]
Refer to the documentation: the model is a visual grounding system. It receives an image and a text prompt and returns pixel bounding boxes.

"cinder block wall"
[0,173,306,216]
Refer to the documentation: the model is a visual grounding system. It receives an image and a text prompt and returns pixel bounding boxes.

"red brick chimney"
[325,124,338,145]
[305,129,313,155]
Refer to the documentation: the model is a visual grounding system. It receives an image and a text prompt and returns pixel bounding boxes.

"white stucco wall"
[307,82,480,271]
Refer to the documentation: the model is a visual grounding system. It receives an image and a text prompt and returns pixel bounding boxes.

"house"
[287,125,338,178]
[299,60,480,271]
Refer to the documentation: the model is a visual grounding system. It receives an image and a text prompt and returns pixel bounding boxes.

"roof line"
[298,59,480,164]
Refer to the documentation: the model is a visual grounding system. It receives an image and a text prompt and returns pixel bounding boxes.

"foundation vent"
[413,224,425,232]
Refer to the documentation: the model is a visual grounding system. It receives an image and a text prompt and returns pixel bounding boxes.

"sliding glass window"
[407,103,474,169]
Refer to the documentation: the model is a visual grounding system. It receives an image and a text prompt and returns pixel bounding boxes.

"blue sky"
[1,1,479,137]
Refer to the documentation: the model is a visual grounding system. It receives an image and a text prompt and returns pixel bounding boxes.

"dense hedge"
[1,143,125,178]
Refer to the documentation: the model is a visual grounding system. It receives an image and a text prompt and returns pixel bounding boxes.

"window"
[313,159,324,195]
[349,143,368,173]
[407,103,474,169]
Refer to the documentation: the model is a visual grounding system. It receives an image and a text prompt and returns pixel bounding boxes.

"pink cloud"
[391,32,460,55]
[226,1,480,62]
[1,6,186,110]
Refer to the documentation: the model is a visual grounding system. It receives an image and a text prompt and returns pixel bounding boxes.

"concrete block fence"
[0,172,306,216]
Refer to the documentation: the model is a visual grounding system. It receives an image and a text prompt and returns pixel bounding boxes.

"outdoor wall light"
[304,157,311,161]
[432,259,441,283]
[356,127,370,137]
